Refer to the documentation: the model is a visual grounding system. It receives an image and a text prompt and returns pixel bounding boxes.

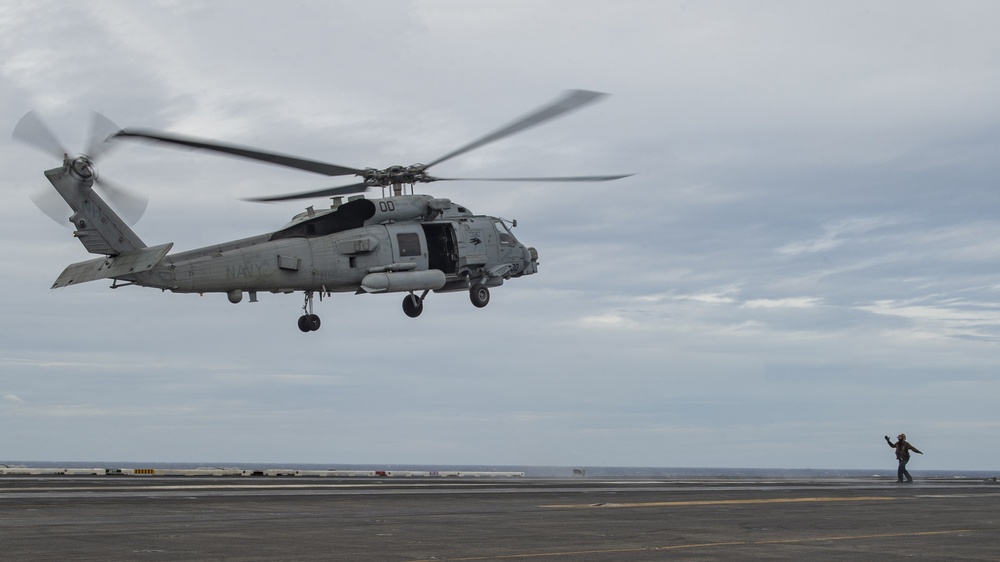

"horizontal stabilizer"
[52,243,173,289]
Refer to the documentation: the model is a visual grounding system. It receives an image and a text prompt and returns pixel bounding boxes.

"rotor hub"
[362,164,432,187]
[69,155,97,182]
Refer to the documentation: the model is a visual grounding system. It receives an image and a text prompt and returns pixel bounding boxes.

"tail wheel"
[470,286,490,308]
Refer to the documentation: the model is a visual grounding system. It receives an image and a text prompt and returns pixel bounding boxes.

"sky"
[2,0,1000,471]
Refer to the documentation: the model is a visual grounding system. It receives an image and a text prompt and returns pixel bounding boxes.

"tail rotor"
[13,110,148,226]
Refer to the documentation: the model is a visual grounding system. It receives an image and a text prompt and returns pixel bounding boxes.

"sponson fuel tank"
[360,270,447,294]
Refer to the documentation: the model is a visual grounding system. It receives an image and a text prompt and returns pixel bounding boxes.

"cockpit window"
[494,221,514,245]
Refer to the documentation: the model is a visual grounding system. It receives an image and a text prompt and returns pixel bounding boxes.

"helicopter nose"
[524,246,539,275]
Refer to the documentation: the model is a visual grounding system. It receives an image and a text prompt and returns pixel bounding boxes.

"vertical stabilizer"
[45,160,145,255]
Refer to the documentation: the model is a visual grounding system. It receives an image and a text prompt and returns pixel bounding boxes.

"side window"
[397,232,421,257]
[494,221,514,245]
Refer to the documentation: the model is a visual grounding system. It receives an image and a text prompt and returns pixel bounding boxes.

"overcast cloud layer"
[3,1,1000,470]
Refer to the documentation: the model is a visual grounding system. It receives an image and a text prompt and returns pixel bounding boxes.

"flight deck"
[2,474,998,560]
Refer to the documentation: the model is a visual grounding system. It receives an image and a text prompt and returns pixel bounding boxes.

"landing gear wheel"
[470,286,490,308]
[298,291,321,332]
[298,314,321,332]
[306,314,321,331]
[402,294,423,318]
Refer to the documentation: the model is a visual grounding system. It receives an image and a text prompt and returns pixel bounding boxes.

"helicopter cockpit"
[494,220,516,245]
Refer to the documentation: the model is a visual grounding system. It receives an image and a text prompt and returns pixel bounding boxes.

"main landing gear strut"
[298,291,321,332]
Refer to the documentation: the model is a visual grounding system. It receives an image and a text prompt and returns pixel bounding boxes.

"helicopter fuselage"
[141,194,538,303]
[44,156,538,329]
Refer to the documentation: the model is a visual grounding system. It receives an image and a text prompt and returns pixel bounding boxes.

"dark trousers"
[897,458,912,482]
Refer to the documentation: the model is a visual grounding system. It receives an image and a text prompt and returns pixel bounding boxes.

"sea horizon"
[2,460,996,479]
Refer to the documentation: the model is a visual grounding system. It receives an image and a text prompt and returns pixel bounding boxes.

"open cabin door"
[422,222,458,275]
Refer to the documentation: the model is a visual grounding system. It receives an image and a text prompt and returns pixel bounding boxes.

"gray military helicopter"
[14,90,630,332]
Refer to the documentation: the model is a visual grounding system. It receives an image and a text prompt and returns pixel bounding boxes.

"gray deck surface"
[2,475,997,560]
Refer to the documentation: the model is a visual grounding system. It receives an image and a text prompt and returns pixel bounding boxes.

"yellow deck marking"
[540,495,897,509]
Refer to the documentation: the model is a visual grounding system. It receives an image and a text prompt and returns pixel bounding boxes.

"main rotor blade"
[423,89,609,170]
[114,129,366,177]
[95,177,149,226]
[86,111,122,162]
[429,174,634,183]
[12,111,68,159]
[244,181,370,203]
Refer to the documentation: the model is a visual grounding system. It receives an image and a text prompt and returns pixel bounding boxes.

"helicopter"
[14,90,631,332]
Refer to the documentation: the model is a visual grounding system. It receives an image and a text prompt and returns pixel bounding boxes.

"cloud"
[858,295,1000,342]
[3,1,1000,470]
[576,313,640,331]
[776,216,908,257]
[743,297,823,309]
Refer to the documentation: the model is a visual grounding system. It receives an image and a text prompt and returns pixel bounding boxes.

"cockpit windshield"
[493,221,515,245]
